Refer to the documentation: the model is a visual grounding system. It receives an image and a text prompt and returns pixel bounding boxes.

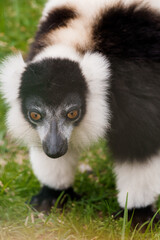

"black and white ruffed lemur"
[1,0,160,225]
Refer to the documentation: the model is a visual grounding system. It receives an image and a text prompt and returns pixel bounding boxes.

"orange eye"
[30,112,41,121]
[67,110,79,120]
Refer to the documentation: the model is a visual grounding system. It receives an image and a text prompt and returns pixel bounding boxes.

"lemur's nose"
[42,121,68,158]
[43,137,68,158]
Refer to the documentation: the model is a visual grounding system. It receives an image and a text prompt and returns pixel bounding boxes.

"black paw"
[113,205,160,230]
[29,186,80,214]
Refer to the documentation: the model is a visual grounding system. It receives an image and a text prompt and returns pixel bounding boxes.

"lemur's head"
[0,45,110,158]
[20,57,87,158]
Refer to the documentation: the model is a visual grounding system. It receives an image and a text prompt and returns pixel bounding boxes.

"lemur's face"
[19,58,87,158]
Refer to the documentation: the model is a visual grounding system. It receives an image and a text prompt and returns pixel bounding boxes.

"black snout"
[42,121,68,158]
[43,137,68,158]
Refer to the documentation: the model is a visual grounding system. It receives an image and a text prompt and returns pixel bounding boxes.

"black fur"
[19,58,88,125]
[107,58,160,161]
[93,3,160,60]
[27,7,77,61]
[30,186,80,213]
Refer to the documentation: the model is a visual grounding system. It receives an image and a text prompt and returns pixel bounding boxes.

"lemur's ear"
[0,53,26,105]
[80,52,110,92]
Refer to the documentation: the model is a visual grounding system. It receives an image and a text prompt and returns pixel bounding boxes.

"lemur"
[1,0,160,224]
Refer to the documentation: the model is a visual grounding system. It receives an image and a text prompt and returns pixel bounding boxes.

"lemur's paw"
[128,206,160,228]
[113,205,160,230]
[29,186,80,214]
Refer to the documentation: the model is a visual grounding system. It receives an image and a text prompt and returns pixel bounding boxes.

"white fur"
[32,44,81,63]
[0,54,39,146]
[0,53,26,105]
[30,146,79,189]
[114,155,160,209]
[71,52,110,149]
[146,0,160,11]
[46,18,93,52]
[7,101,39,146]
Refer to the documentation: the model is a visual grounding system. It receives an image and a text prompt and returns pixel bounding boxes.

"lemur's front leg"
[114,158,160,227]
[29,147,79,213]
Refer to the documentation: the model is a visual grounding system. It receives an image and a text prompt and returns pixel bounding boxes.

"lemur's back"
[28,0,160,61]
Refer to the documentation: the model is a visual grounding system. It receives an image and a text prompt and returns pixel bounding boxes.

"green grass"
[0,1,160,239]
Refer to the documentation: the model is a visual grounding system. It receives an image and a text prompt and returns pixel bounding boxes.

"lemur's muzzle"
[42,121,68,158]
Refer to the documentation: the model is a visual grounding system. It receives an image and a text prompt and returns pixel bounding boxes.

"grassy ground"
[0,0,160,239]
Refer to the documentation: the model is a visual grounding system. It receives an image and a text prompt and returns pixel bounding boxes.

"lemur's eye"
[30,112,42,121]
[67,110,79,120]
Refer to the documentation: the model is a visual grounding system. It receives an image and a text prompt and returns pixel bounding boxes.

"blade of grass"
[121,192,128,240]
[145,208,160,234]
